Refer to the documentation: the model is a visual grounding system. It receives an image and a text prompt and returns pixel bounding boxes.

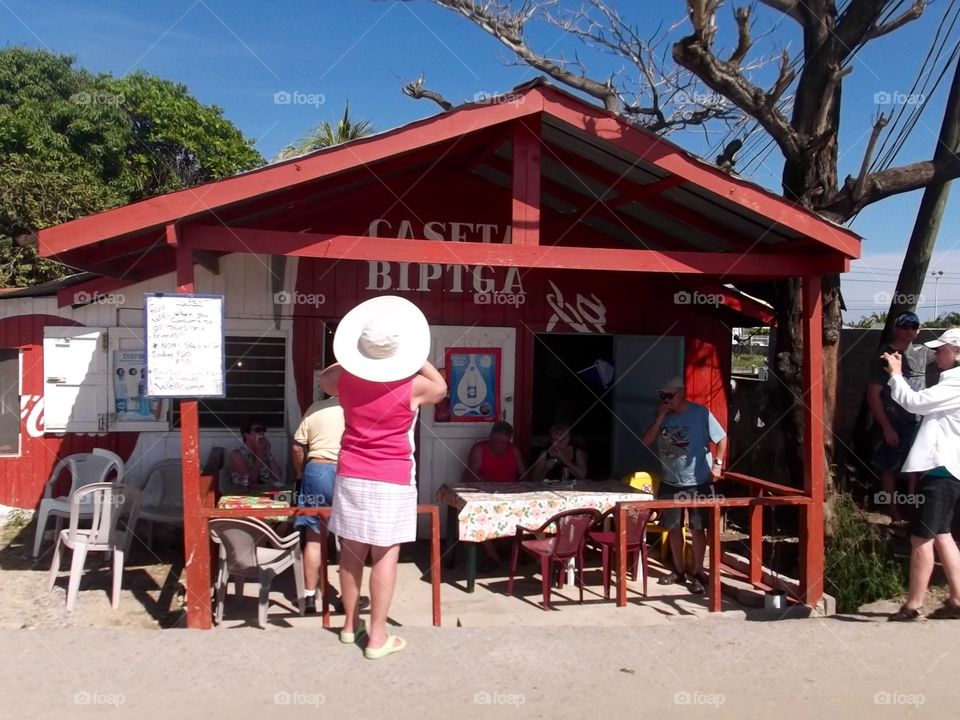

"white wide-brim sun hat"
[333,295,431,382]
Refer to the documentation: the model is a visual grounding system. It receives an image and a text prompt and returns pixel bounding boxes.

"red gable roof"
[38,81,860,286]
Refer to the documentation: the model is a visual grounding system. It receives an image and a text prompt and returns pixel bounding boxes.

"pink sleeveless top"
[337,371,418,485]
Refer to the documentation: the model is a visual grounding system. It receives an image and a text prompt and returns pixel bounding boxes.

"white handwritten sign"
[144,293,225,397]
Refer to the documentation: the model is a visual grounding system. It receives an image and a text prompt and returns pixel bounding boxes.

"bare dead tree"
[404,0,751,136]
[412,0,943,493]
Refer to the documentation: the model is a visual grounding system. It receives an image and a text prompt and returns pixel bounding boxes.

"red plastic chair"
[587,507,653,599]
[507,508,602,609]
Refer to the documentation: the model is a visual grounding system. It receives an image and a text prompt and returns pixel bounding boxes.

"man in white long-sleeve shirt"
[882,327,960,621]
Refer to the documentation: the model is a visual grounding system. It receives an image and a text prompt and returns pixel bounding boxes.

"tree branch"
[864,0,926,41]
[758,0,804,24]
[824,154,960,220]
[729,6,752,68]
[852,113,888,203]
[402,75,454,111]
[674,2,803,161]
[427,0,621,112]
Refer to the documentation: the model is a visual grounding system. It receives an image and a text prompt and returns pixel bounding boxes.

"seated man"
[531,423,588,482]
[463,421,526,484]
[463,421,526,572]
[228,419,283,488]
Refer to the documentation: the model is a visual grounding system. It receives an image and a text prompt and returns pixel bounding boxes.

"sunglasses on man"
[251,426,267,434]
[658,391,677,401]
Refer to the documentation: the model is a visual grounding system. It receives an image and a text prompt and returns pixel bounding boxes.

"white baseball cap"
[924,327,960,349]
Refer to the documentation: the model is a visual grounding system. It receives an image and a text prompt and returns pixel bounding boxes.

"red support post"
[430,506,441,627]
[800,275,825,608]
[710,505,722,612]
[616,502,627,607]
[511,117,541,246]
[320,520,331,629]
[750,489,764,586]
[172,224,212,630]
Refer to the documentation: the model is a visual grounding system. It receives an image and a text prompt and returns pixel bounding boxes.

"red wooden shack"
[9,80,859,627]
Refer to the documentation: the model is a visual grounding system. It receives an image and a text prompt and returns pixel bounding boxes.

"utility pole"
[880,54,960,344]
[931,270,944,320]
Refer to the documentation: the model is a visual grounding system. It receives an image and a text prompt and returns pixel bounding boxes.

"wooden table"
[436,479,654,592]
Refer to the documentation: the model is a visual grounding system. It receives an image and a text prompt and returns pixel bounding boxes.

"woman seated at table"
[463,421,526,484]
[228,418,283,489]
[532,423,588,482]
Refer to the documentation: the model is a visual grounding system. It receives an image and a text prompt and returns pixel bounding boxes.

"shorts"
[871,423,920,473]
[656,481,715,530]
[910,472,960,540]
[292,461,336,534]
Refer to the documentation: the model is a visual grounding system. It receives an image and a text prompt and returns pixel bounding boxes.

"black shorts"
[871,423,919,473]
[656,482,715,531]
[910,473,960,539]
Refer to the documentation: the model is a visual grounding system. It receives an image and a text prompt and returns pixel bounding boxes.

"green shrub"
[825,493,905,612]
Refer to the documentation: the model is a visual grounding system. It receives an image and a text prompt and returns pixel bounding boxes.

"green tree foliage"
[850,312,888,329]
[927,312,960,328]
[273,103,374,161]
[0,47,263,288]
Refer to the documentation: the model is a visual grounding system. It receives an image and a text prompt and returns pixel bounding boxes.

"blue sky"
[4,0,960,321]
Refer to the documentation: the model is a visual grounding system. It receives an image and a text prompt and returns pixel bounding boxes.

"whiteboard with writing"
[144,293,225,398]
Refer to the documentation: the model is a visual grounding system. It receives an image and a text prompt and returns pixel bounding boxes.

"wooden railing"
[615,472,812,612]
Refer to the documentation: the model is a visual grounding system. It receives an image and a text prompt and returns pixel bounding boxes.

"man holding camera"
[882,327,960,621]
[866,312,928,528]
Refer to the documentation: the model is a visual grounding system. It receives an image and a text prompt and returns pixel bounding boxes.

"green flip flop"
[340,619,367,644]
[364,633,406,660]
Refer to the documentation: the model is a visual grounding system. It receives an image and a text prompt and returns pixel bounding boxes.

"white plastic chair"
[208,518,305,628]
[47,482,142,610]
[138,459,183,549]
[32,449,125,558]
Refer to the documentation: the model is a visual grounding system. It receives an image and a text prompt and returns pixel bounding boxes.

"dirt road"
[2,617,958,719]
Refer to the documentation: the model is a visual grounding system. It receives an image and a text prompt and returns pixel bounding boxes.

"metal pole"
[932,270,943,319]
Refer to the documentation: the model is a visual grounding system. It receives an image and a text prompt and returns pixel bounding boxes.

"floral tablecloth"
[436,480,654,543]
[217,492,293,521]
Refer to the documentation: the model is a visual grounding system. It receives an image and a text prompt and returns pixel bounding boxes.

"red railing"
[194,501,442,629]
[615,472,812,612]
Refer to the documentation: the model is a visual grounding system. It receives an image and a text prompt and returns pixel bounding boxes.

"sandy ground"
[4,510,960,719]
[2,619,960,719]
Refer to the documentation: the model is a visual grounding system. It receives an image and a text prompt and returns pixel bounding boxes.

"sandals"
[888,605,924,622]
[687,573,707,595]
[339,619,367,644]
[928,600,960,620]
[657,570,685,586]
[364,633,406,660]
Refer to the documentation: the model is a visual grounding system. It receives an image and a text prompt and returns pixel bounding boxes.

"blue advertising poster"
[446,348,500,422]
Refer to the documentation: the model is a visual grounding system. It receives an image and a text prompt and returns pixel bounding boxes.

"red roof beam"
[180,224,848,277]
[511,117,541,246]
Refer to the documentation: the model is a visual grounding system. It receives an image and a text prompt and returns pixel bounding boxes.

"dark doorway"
[531,334,614,478]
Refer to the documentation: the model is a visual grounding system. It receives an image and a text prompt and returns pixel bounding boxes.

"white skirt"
[328,475,418,547]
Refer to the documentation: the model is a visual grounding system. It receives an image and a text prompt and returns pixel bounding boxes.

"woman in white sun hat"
[320,295,446,658]
[882,327,960,621]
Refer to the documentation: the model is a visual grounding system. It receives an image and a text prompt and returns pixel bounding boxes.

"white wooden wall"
[1,254,303,488]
